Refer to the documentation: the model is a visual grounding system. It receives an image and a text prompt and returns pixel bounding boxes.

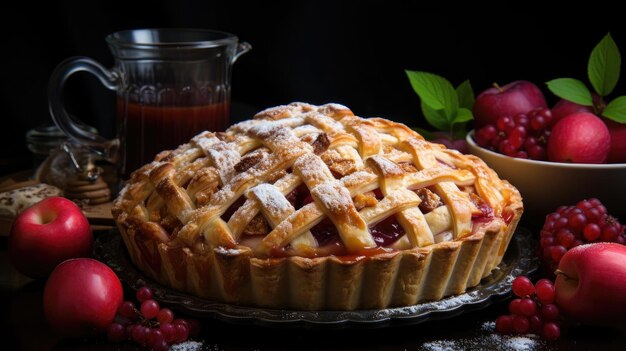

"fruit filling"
[310,218,341,247]
[414,187,442,214]
[225,180,500,256]
[467,192,495,224]
[370,215,405,246]
[221,196,246,222]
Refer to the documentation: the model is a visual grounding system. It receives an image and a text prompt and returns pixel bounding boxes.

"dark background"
[1,2,621,174]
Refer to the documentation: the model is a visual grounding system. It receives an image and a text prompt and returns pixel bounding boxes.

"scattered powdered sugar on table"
[170,341,204,351]
[503,335,540,350]
[420,321,552,351]
[428,293,476,310]
[481,320,496,332]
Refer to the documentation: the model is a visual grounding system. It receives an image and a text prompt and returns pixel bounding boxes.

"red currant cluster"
[540,198,626,273]
[474,108,552,160]
[496,276,560,341]
[106,286,200,351]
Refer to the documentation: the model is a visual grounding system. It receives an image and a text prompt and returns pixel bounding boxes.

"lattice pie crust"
[112,103,522,310]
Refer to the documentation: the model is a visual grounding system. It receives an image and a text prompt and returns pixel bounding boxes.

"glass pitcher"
[49,28,251,177]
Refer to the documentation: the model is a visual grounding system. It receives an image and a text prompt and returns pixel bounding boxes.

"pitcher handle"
[48,56,122,163]
[232,42,252,64]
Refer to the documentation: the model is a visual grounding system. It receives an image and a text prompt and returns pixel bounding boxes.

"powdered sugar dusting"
[305,111,345,132]
[420,326,547,351]
[169,341,204,351]
[193,134,220,154]
[428,293,475,310]
[250,184,293,221]
[208,148,240,183]
[481,320,495,332]
[323,102,350,111]
[421,340,457,351]
[504,335,540,350]
[311,181,353,214]
[294,154,333,183]
[249,121,281,139]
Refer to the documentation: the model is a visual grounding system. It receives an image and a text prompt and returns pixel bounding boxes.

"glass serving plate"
[95,228,538,329]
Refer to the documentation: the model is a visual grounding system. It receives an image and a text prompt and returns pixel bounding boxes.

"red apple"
[547,112,611,163]
[604,118,626,163]
[473,80,547,127]
[551,99,593,124]
[555,243,626,326]
[9,197,93,278]
[44,258,123,336]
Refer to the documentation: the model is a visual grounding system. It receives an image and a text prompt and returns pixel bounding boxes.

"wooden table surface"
[1,229,626,351]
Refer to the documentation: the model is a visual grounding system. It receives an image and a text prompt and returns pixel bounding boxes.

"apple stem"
[554,269,578,282]
[492,82,504,93]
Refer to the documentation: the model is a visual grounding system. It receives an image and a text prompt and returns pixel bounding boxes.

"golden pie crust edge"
[112,105,523,311]
[115,200,521,310]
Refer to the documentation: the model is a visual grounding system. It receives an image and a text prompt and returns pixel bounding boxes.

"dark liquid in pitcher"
[117,99,229,176]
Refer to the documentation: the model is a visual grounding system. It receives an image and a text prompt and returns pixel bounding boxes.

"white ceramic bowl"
[466,131,626,221]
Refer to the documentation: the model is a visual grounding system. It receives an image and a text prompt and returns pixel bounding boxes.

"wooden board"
[0,171,115,235]
[0,170,36,192]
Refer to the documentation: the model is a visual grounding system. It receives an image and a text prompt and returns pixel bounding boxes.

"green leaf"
[545,78,593,106]
[588,33,621,96]
[420,100,449,131]
[602,96,626,122]
[406,70,459,117]
[456,80,475,110]
[452,107,473,124]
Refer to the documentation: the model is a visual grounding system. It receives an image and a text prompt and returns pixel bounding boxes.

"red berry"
[509,126,527,149]
[476,125,498,147]
[497,116,514,133]
[512,315,530,334]
[514,114,530,127]
[540,200,624,277]
[136,287,153,303]
[173,318,190,329]
[556,228,575,248]
[568,213,587,232]
[529,315,544,334]
[541,304,560,322]
[141,299,160,320]
[514,150,529,159]
[107,323,126,343]
[519,298,538,317]
[535,280,555,305]
[147,328,165,347]
[118,301,138,320]
[499,139,518,156]
[512,276,535,297]
[550,245,567,262]
[583,223,601,241]
[131,325,149,346]
[543,322,560,341]
[496,315,514,334]
[174,323,190,343]
[153,340,170,351]
[157,308,174,324]
[159,322,176,343]
[602,225,619,241]
[530,115,546,130]
[585,207,602,222]
[509,298,522,315]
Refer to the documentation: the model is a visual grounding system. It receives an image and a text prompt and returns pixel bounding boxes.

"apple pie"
[112,102,522,310]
